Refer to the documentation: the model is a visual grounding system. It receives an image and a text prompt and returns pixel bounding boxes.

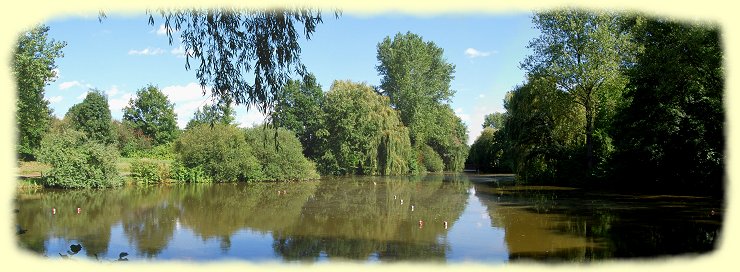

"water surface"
[14,174,722,262]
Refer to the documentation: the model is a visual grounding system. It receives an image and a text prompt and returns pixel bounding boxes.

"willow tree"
[149,8,334,119]
[321,80,414,176]
[521,9,632,172]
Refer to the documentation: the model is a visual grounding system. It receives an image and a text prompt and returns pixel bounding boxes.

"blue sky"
[43,12,539,145]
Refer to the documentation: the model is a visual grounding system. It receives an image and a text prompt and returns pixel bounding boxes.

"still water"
[14,174,722,263]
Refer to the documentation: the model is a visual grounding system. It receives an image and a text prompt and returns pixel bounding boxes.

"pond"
[13,174,723,263]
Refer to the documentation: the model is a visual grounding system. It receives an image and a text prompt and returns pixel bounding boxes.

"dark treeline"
[467,11,724,196]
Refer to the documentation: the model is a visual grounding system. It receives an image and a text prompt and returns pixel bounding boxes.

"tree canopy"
[123,85,179,145]
[272,74,327,159]
[66,90,116,144]
[521,10,632,172]
[14,25,65,158]
[376,31,456,144]
[320,80,414,176]
[185,101,237,129]
[611,19,723,195]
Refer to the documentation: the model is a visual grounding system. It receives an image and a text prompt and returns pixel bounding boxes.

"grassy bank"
[16,158,175,188]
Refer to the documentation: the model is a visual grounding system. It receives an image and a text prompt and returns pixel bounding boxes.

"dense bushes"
[36,129,121,188]
[175,124,320,182]
[175,124,262,182]
[244,126,320,181]
[130,158,170,184]
[170,162,212,183]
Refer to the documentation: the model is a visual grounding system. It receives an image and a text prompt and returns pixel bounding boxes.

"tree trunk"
[585,93,594,174]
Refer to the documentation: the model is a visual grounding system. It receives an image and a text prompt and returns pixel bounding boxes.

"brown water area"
[14,174,722,263]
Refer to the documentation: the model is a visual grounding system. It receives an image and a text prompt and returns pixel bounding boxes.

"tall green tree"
[376,32,467,172]
[185,101,236,129]
[66,90,115,144]
[320,80,414,176]
[13,25,65,158]
[123,85,179,145]
[611,19,723,195]
[376,31,456,145]
[272,74,327,160]
[521,9,632,173]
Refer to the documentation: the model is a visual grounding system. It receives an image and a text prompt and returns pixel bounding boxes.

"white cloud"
[128,47,165,55]
[59,81,82,90]
[170,45,193,58]
[109,92,135,113]
[237,109,267,128]
[464,48,495,58]
[161,83,216,128]
[47,96,63,104]
[161,83,211,102]
[155,24,169,35]
[478,94,485,98]
[106,85,119,97]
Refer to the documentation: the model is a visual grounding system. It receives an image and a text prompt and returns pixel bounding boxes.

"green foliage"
[175,124,262,182]
[244,126,320,181]
[521,9,632,172]
[273,74,328,160]
[425,105,469,172]
[376,31,456,145]
[185,101,236,129]
[36,129,121,188]
[14,25,65,159]
[418,144,444,173]
[611,19,723,195]
[123,85,179,145]
[65,90,116,144]
[500,77,584,184]
[170,162,212,183]
[321,80,414,176]
[112,120,153,157]
[130,159,170,184]
[468,127,509,173]
[376,32,467,172]
[482,112,507,129]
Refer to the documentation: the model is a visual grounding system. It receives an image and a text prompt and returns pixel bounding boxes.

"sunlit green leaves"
[123,85,179,145]
[14,25,66,158]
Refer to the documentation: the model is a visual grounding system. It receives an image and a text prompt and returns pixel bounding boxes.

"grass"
[17,161,50,178]
[17,157,175,188]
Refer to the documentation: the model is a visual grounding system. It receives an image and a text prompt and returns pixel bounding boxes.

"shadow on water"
[471,178,723,262]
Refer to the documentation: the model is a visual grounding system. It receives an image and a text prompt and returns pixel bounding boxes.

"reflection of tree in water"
[122,186,180,258]
[270,175,469,261]
[15,189,127,257]
[473,183,722,261]
[176,182,320,250]
[17,175,471,262]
